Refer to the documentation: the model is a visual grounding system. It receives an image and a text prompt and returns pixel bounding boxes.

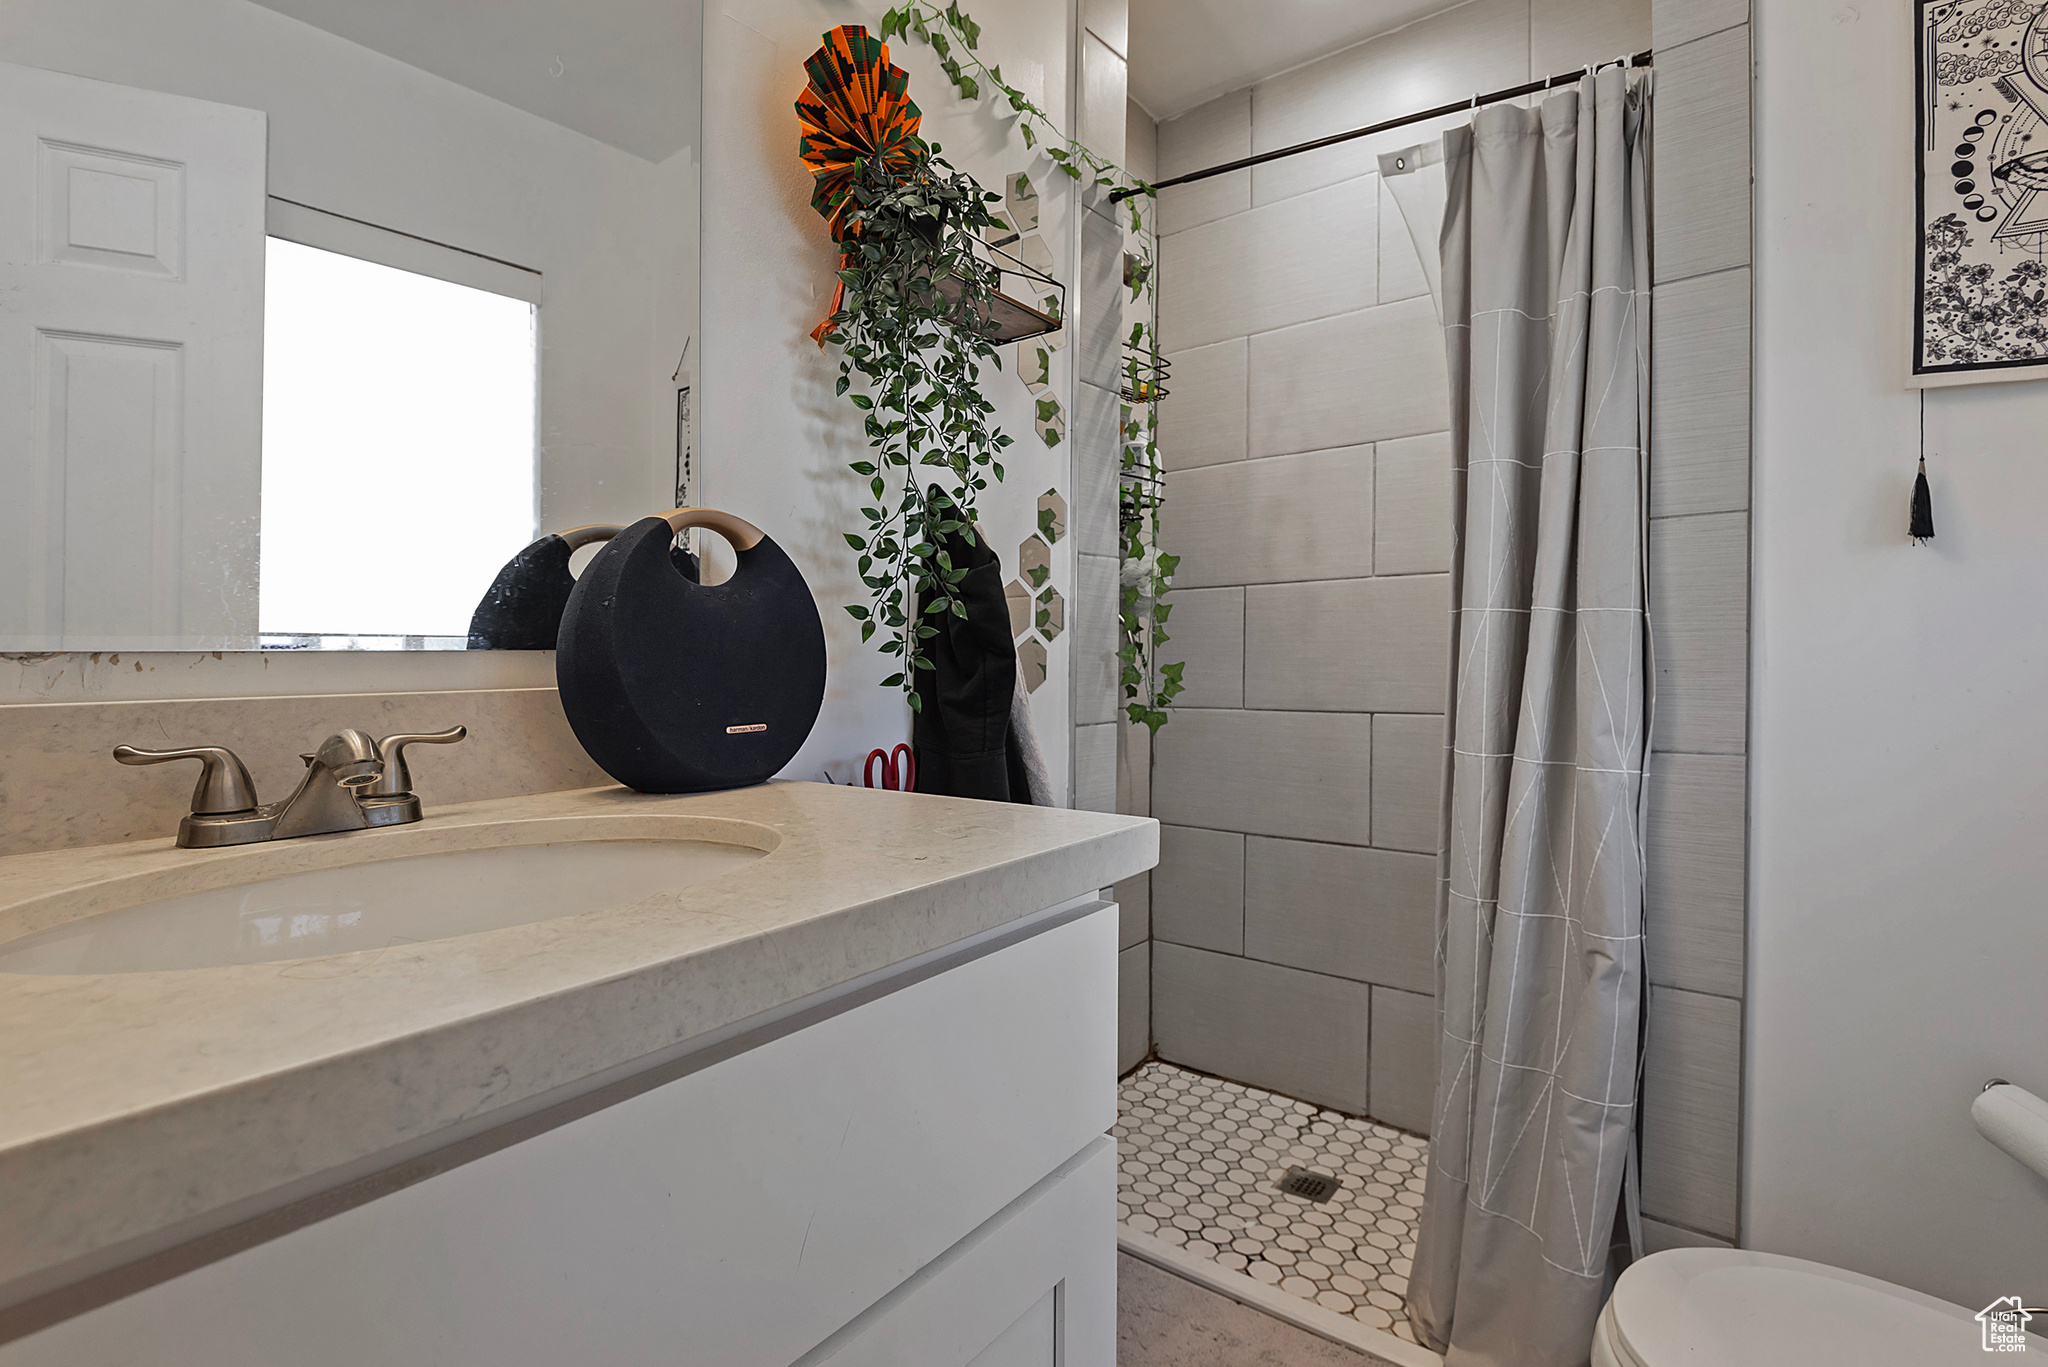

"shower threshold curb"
[1117,1226,1443,1367]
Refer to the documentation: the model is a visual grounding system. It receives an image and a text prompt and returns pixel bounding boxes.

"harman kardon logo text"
[726,723,767,734]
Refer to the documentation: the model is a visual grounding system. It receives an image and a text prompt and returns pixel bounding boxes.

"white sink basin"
[0,836,767,975]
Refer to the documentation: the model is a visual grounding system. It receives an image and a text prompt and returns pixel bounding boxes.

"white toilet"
[1592,1246,2044,1366]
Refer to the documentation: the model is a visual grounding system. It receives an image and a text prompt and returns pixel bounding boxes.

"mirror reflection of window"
[259,237,538,646]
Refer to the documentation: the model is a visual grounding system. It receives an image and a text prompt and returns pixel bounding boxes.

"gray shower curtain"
[1407,67,1651,1367]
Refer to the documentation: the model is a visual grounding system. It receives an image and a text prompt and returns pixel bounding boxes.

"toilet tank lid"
[1609,1248,2040,1367]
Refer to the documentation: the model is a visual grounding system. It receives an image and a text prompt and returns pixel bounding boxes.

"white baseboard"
[1117,1227,1443,1367]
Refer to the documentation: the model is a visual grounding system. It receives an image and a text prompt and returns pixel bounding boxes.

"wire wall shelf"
[935,234,1065,344]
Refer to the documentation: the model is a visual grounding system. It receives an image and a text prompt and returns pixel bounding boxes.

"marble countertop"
[0,782,1155,1311]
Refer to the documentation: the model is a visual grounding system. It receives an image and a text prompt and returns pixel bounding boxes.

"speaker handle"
[660,507,764,551]
[555,523,624,550]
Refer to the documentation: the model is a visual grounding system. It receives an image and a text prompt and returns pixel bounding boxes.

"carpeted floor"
[1118,1253,1403,1367]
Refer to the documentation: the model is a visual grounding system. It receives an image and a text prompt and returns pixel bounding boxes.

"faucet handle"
[366,726,467,798]
[113,744,260,815]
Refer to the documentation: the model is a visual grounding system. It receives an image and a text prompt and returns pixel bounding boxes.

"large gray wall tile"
[1076,552,1121,725]
[1159,89,1250,235]
[1641,986,1742,1238]
[1258,109,1474,211]
[1652,27,1751,282]
[1154,942,1371,1114]
[1642,1217,1734,1253]
[1375,431,1454,574]
[1370,986,1437,1134]
[1153,710,1373,846]
[1531,0,1651,77]
[1251,0,1526,193]
[1078,208,1125,384]
[1159,178,1377,352]
[1118,875,1151,949]
[1076,720,1117,812]
[1155,586,1244,710]
[1651,0,1746,48]
[1153,823,1245,954]
[1651,268,1751,518]
[1085,0,1128,58]
[1649,511,1748,754]
[1078,30,1127,165]
[1160,339,1248,471]
[1646,752,1746,997]
[1074,379,1122,557]
[1244,837,1435,994]
[1081,179,1123,227]
[1125,97,1158,183]
[1117,714,1152,818]
[1119,941,1150,1075]
[1378,176,1430,304]
[1371,713,1444,855]
[1248,298,1451,456]
[1162,447,1374,589]
[1244,576,1451,714]
[1254,148,1379,211]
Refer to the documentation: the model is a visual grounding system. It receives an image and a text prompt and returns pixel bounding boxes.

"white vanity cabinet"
[1,900,1121,1367]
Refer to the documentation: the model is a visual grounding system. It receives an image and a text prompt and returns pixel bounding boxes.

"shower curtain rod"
[1108,48,1653,203]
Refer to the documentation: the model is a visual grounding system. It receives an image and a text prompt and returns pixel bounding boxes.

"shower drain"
[1275,1166,1341,1203]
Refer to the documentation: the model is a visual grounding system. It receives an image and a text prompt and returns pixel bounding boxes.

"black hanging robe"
[911,499,1030,802]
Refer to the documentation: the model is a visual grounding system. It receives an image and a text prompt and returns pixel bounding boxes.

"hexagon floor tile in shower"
[1115,1060,1428,1343]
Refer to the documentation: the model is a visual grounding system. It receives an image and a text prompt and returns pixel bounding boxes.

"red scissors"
[864,744,915,791]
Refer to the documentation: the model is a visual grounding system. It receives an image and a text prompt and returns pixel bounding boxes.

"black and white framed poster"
[1915,0,2048,387]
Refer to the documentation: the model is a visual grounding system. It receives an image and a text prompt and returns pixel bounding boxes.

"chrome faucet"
[114,726,467,848]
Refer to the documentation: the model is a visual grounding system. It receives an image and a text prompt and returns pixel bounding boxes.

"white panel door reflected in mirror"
[0,61,267,654]
[259,238,538,647]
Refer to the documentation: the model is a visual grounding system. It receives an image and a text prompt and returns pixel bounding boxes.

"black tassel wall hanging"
[1910,394,1935,545]
[1910,457,1936,543]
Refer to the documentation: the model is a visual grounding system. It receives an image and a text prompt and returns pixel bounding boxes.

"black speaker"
[467,525,698,650]
[555,509,827,793]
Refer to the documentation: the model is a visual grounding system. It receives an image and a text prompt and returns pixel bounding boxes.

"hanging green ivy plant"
[880,3,1140,203]
[1119,321,1182,732]
[881,0,1186,734]
[824,148,1015,711]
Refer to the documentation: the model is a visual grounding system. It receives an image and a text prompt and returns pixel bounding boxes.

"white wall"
[1750,0,2048,1308]
[700,0,1075,791]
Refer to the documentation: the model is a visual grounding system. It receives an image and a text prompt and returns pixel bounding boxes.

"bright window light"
[260,237,537,641]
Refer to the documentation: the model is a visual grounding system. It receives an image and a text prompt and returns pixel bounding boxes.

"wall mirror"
[0,0,702,651]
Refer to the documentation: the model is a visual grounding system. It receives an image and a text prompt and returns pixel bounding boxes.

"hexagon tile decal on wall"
[1034,396,1064,448]
[1005,579,1031,639]
[1019,534,1051,589]
[1005,171,1039,234]
[1018,340,1053,392]
[1017,637,1047,693]
[1037,488,1066,544]
[1035,585,1064,641]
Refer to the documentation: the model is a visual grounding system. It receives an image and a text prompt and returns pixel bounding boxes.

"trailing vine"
[879,0,1185,733]
[1120,317,1183,733]
[823,149,1015,711]
[881,5,1137,203]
